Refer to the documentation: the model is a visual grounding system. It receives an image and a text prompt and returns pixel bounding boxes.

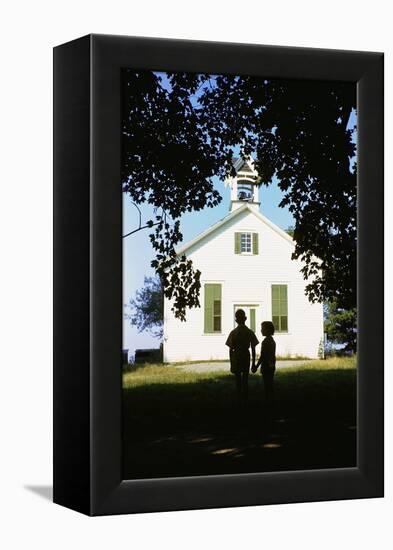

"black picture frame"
[53,34,384,516]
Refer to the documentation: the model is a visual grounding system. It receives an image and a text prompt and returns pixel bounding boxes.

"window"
[241,232,252,253]
[204,284,222,333]
[235,232,259,255]
[272,284,288,333]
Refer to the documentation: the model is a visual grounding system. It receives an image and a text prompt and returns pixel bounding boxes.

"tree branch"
[123,200,161,238]
[122,222,160,239]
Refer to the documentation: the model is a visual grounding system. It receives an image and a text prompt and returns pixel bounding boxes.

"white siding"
[164,208,324,362]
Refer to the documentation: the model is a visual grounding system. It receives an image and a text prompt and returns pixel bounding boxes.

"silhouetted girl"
[253,321,276,405]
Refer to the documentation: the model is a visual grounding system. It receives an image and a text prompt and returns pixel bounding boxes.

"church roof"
[231,157,256,174]
[176,203,294,256]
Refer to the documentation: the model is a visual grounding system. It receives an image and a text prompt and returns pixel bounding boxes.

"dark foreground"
[122,359,357,480]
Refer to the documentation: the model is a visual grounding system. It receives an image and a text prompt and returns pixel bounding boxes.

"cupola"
[225,157,260,212]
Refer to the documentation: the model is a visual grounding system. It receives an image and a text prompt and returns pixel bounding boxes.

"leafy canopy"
[122,71,356,319]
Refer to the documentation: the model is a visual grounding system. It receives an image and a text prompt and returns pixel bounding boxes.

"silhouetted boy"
[225,309,259,402]
[253,321,276,405]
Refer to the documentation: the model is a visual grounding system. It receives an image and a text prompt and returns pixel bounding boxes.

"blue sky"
[122,74,357,358]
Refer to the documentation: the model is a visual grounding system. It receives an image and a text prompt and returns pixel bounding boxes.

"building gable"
[176,204,294,257]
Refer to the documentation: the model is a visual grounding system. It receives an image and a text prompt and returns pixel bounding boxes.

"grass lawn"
[122,357,357,480]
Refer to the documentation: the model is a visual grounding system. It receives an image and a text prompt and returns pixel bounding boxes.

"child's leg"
[242,370,249,401]
[262,369,275,402]
[235,373,242,400]
[267,372,273,401]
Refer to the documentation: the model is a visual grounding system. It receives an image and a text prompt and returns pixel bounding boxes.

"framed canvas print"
[53,34,384,515]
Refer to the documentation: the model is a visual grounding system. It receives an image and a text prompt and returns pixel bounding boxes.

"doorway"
[233,304,260,333]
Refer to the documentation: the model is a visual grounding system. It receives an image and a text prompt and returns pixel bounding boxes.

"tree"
[199,76,356,311]
[324,301,357,353]
[122,71,230,321]
[122,71,357,319]
[125,277,164,339]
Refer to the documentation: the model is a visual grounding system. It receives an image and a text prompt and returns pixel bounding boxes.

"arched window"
[237,179,254,201]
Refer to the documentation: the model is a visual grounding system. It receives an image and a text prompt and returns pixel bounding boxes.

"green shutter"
[204,284,221,333]
[250,308,256,332]
[252,233,259,255]
[234,233,241,254]
[272,285,280,300]
[271,284,288,332]
[204,285,214,333]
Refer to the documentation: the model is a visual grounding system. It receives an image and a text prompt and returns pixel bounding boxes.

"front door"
[233,304,260,334]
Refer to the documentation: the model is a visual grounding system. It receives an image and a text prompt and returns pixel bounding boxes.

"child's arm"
[225,332,235,372]
[251,344,256,371]
[256,340,267,370]
[251,332,260,372]
[256,343,262,366]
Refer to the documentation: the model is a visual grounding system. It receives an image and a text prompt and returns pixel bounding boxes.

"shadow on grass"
[122,368,357,480]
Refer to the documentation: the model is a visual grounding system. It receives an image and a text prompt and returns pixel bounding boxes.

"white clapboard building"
[163,158,324,362]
